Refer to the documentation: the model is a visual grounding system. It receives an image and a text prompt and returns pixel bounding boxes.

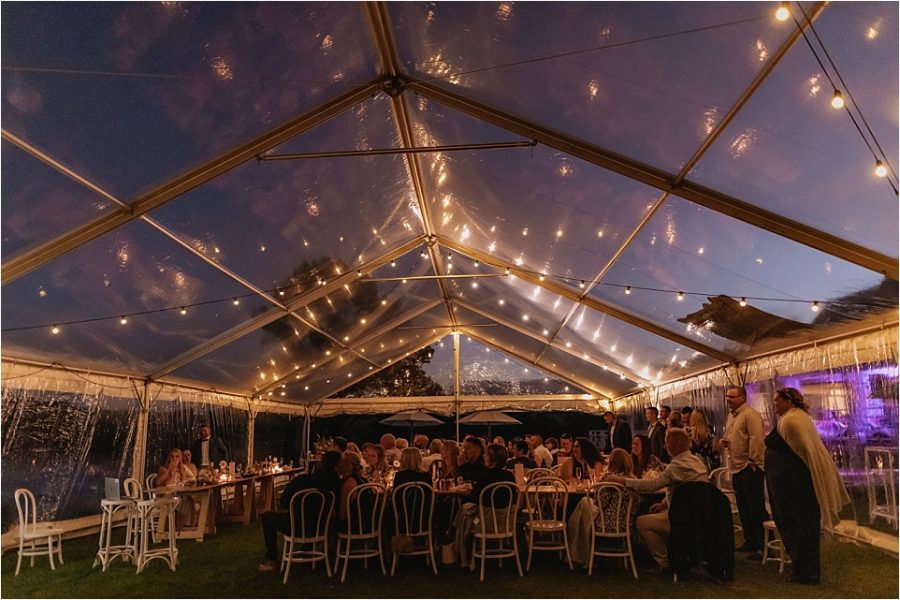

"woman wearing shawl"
[765,388,851,585]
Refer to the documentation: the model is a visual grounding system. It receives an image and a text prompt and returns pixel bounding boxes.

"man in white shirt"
[720,386,767,557]
[529,433,553,469]
[606,428,708,573]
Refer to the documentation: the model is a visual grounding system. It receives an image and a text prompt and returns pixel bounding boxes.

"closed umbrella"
[379,410,444,442]
[458,410,523,439]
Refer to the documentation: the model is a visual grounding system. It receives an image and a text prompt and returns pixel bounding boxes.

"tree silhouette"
[335,346,443,398]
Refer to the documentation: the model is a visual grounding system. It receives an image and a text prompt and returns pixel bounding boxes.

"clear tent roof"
[2,1,897,406]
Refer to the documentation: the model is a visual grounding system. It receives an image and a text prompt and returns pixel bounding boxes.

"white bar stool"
[134,498,179,574]
[94,499,138,571]
[761,520,791,573]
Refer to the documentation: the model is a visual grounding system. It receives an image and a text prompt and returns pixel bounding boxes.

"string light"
[180,307,187,315]
[232,298,240,306]
[420,249,427,259]
[739,298,747,307]
[357,270,363,277]
[625,286,632,295]
[119,316,128,325]
[831,90,844,109]
[539,274,545,281]
[473,260,480,268]
[875,160,888,178]
[775,2,789,21]
[390,260,396,268]
[578,280,586,289]
[811,301,820,312]
[676,291,685,301]
[505,267,511,276]
[51,325,59,335]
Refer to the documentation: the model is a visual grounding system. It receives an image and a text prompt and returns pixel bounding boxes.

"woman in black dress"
[764,388,850,585]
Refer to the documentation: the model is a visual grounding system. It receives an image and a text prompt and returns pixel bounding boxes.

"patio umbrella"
[379,410,444,442]
[458,410,523,439]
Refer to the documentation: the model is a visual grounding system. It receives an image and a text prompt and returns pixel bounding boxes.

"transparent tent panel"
[592,196,894,353]
[443,260,578,341]
[300,247,440,344]
[456,336,585,396]
[689,3,899,258]
[1,139,117,260]
[556,303,722,383]
[1,2,378,198]
[422,335,456,393]
[453,306,550,364]
[148,94,422,294]
[170,316,321,391]
[1,220,272,374]
[391,2,793,172]
[536,345,635,399]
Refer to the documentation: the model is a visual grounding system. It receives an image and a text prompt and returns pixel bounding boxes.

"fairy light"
[119,316,128,325]
[739,297,747,307]
[420,249,427,259]
[676,291,685,301]
[505,267,511,276]
[180,307,187,315]
[775,2,789,21]
[232,298,240,306]
[578,280,586,289]
[473,260,480,268]
[811,301,820,312]
[539,274,545,281]
[875,160,888,178]
[51,325,59,335]
[625,286,632,295]
[831,90,844,109]
[390,260,396,268]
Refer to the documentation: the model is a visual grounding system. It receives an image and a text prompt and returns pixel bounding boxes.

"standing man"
[646,407,669,463]
[659,405,672,427]
[721,386,767,558]
[191,423,228,468]
[603,411,632,453]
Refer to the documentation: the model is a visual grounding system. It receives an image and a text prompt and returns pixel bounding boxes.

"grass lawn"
[2,521,897,599]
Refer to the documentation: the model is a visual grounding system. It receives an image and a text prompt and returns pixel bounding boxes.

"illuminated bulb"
[357,270,362,277]
[180,307,187,315]
[278,289,285,297]
[360,318,367,324]
[51,325,60,335]
[875,160,888,178]
[343,335,349,341]
[739,297,747,307]
[498,299,505,305]
[233,298,240,306]
[120,316,128,325]
[522,228,528,236]
[556,229,563,238]
[775,2,789,21]
[831,90,844,109]
[325,350,331,356]
[447,253,453,261]
[565,341,572,348]
[471,281,478,289]
[401,278,408,284]
[473,260,480,268]
[505,267,511,276]
[390,260,396,268]
[676,291,685,301]
[304,386,309,391]
[811,301,820,313]
[625,286,632,295]
[381,300,387,305]
[542,329,549,336]
[539,274,545,281]
[420,250,427,259]
[522,314,529,321]
[578,280,586,289]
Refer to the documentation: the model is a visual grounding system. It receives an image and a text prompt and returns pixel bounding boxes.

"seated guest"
[458,437,488,482]
[393,448,433,488]
[559,437,603,481]
[335,452,370,533]
[434,440,461,481]
[257,450,342,572]
[331,436,349,453]
[492,435,506,447]
[545,437,560,461]
[530,434,553,468]
[454,444,517,568]
[605,429,709,574]
[508,439,537,469]
[362,442,394,483]
[569,448,639,566]
[631,434,663,479]
[422,439,443,469]
[396,438,409,450]
[181,448,197,477]
[557,434,574,462]
[413,434,430,453]
[157,448,197,529]
[380,433,402,464]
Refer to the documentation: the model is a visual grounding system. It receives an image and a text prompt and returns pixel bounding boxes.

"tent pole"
[131,381,151,485]
[454,331,461,442]
[246,400,256,467]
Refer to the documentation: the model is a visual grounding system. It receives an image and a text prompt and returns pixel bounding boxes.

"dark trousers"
[261,511,291,562]
[775,493,821,582]
[732,466,767,550]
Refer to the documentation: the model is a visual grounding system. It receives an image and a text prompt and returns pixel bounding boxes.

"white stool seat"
[762,520,791,573]
[94,499,138,572]
[134,498,179,574]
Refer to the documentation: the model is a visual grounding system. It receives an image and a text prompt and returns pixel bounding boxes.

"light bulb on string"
[51,325,60,335]
[676,291,685,301]
[739,298,747,307]
[811,301,820,313]
[578,280,586,289]
[357,270,362,277]
[775,2,789,21]
[625,286,632,295]
[831,90,844,109]
[390,260,396,268]
[180,307,187,315]
[875,160,888,178]
[505,267,511,276]
[539,274,545,281]
[233,298,240,306]
[120,316,128,325]
[420,249,427,259]
[473,260,480,268]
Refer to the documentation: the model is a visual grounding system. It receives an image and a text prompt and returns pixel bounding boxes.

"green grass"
[2,522,897,599]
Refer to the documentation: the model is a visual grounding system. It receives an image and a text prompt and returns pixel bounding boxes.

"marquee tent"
[1,1,897,536]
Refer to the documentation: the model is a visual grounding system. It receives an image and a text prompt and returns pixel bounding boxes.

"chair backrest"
[145,474,158,498]
[525,476,569,522]
[477,481,520,535]
[124,477,142,500]
[14,488,38,538]
[591,483,632,536]
[709,467,733,491]
[392,482,434,536]
[288,489,333,540]
[527,468,555,483]
[345,482,386,537]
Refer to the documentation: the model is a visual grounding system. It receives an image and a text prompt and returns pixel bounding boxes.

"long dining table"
[149,467,303,542]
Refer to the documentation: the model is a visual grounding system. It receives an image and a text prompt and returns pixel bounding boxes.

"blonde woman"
[393,448,432,488]
[689,409,721,470]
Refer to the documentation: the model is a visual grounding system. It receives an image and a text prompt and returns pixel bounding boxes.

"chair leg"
[627,535,638,580]
[324,538,333,578]
[513,534,523,577]
[563,529,573,570]
[526,529,534,571]
[48,537,56,570]
[479,537,487,583]
[16,542,23,576]
[56,535,64,565]
[391,550,399,576]
[428,532,438,575]
[377,533,386,575]
[340,539,351,583]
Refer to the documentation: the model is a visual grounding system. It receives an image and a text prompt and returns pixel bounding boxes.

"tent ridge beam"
[147,237,424,380]
[2,79,383,284]
[407,78,897,280]
[437,235,734,363]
